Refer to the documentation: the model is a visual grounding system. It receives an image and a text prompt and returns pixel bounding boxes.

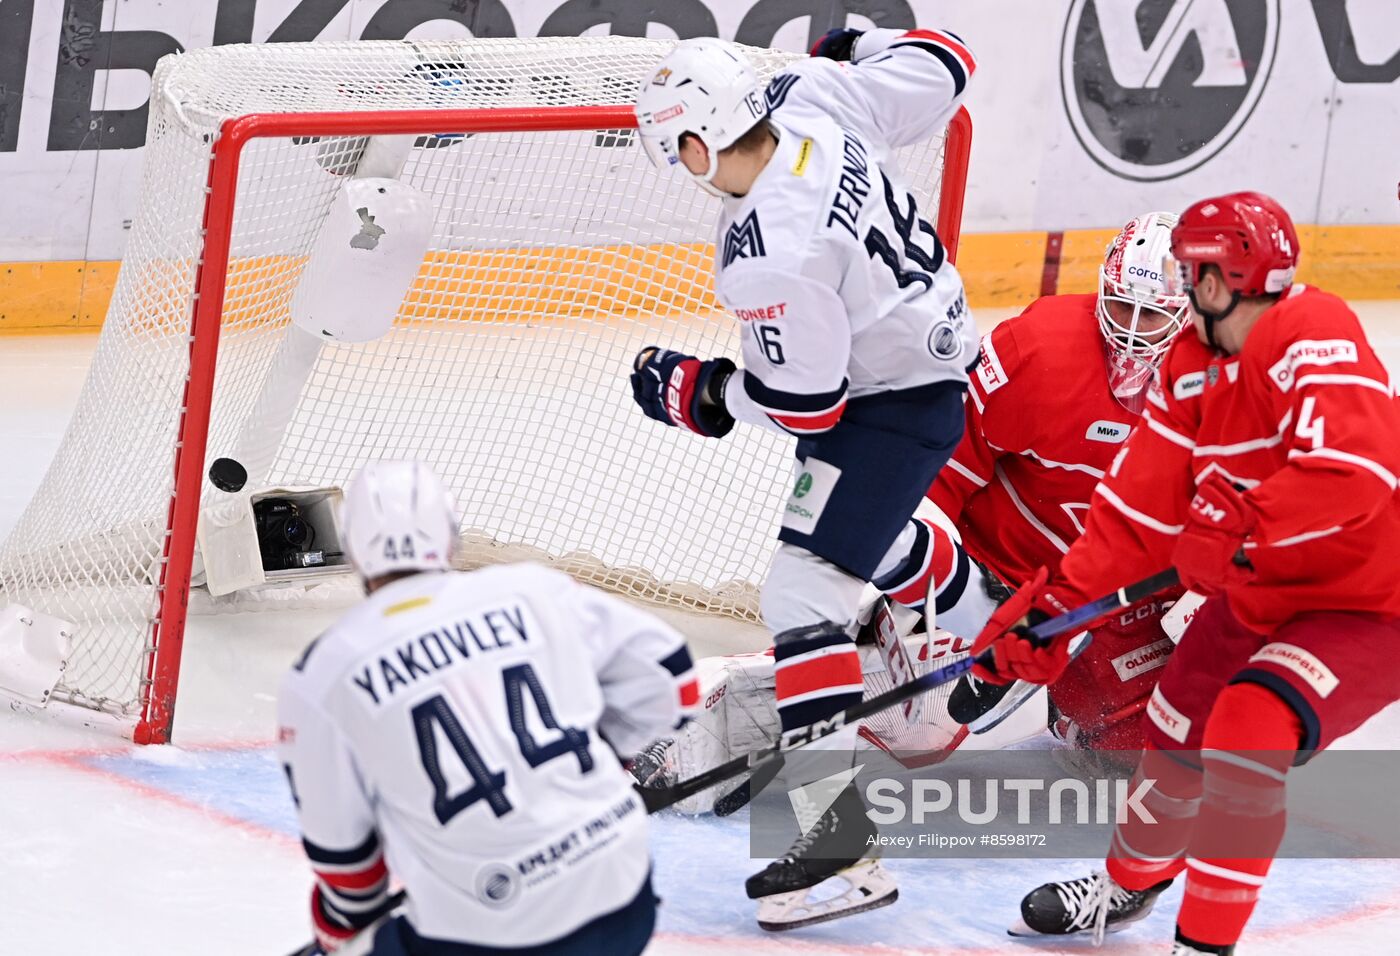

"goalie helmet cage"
[0,37,972,744]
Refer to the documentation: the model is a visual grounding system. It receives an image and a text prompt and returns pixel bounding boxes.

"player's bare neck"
[1218,298,1277,355]
[365,569,437,594]
[717,129,778,198]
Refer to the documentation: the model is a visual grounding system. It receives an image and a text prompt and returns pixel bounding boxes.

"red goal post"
[142,103,973,744]
[0,37,970,746]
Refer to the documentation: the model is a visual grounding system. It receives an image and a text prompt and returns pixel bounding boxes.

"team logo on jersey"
[722,211,766,268]
[1061,0,1280,181]
[927,321,962,360]
[475,863,521,908]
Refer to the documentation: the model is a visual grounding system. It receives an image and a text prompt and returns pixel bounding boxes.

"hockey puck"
[208,457,248,493]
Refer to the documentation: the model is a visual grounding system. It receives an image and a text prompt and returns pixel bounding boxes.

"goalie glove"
[630,347,737,438]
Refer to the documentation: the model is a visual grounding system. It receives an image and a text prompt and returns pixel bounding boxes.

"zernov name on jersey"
[717,39,978,437]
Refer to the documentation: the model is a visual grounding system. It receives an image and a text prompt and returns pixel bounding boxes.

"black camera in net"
[253,498,322,571]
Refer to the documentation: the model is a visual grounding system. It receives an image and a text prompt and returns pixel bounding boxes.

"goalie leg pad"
[755,860,898,932]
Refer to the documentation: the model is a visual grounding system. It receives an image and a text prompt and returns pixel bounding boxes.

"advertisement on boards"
[0,1,1395,308]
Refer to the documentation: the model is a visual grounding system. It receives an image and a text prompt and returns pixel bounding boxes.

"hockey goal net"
[0,37,970,743]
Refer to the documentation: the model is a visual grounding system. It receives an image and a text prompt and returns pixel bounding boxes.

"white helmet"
[1097,212,1191,409]
[634,38,768,197]
[340,460,457,580]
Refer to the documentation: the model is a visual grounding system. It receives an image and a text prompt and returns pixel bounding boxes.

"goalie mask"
[340,460,457,581]
[634,38,768,197]
[1097,212,1191,412]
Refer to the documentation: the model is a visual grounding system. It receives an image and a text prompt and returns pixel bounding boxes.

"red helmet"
[1168,191,1300,298]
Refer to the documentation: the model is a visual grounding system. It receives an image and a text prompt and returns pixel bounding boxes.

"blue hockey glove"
[630,347,736,438]
[809,28,863,61]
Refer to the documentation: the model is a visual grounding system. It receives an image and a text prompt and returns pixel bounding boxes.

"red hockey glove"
[630,347,737,438]
[969,567,1075,686]
[1172,473,1258,596]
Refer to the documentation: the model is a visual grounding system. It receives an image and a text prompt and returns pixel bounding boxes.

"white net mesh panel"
[0,37,957,724]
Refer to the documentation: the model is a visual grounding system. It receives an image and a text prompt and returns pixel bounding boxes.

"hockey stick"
[288,569,1179,954]
[957,631,1091,736]
[642,567,1180,815]
[716,598,915,817]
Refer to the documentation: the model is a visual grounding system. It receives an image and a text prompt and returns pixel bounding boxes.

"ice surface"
[3,305,1399,954]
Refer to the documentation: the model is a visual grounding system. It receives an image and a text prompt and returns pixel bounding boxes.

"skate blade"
[756,861,898,932]
[967,679,1039,733]
[1006,913,1146,938]
[970,634,1090,734]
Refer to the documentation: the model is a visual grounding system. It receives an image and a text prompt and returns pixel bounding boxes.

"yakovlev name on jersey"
[351,602,534,705]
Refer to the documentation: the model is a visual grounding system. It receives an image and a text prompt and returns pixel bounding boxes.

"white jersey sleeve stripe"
[741,371,849,435]
[1286,447,1399,490]
[303,831,381,869]
[890,30,979,94]
[945,457,990,488]
[1094,484,1185,535]
[741,371,849,415]
[1142,410,1197,449]
[1294,373,1394,396]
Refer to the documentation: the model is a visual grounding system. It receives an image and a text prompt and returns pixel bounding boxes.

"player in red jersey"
[972,192,1400,954]
[869,211,1191,759]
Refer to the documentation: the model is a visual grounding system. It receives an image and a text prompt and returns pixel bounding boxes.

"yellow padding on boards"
[3,226,1398,334]
[0,261,119,332]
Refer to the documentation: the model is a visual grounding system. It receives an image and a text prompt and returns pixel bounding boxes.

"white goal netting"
[0,37,961,734]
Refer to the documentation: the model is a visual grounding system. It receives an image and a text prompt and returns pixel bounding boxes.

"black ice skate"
[1010,871,1174,943]
[946,672,1016,727]
[625,737,675,789]
[1172,929,1235,955]
[746,783,897,931]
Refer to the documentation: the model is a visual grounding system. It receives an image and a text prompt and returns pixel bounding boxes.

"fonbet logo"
[1061,0,1280,181]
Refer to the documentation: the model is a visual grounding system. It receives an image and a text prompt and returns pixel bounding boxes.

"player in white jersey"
[630,27,977,928]
[277,461,697,955]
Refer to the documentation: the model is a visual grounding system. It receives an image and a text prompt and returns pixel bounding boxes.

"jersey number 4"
[411,663,594,824]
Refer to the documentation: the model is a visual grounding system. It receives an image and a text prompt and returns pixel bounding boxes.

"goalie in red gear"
[977,192,1400,954]
[870,211,1191,760]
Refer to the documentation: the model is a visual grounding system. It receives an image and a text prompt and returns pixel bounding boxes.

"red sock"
[1177,681,1302,947]
[1106,743,1198,890]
